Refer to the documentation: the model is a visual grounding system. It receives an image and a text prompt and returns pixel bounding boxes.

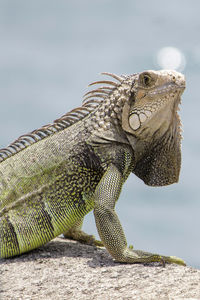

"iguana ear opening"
[132,131,181,186]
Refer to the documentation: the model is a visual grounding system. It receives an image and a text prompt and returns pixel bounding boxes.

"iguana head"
[121,70,185,138]
[121,70,185,186]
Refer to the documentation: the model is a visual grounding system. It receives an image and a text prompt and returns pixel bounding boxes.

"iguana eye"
[140,73,152,87]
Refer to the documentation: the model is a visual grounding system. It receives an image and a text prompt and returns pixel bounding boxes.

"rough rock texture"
[0,237,200,300]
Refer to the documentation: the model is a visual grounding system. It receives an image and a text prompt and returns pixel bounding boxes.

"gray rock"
[1,237,200,300]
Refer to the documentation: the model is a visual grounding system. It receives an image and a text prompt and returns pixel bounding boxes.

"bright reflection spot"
[157,47,186,71]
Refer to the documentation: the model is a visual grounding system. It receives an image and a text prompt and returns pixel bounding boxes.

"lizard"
[0,69,186,265]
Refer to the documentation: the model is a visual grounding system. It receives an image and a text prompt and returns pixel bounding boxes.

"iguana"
[0,69,186,265]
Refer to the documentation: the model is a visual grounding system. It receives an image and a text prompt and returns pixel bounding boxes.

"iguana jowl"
[0,70,186,265]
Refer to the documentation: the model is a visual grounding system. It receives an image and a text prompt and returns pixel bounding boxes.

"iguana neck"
[84,82,132,146]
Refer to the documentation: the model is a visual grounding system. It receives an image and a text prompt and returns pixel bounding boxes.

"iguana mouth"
[148,82,185,96]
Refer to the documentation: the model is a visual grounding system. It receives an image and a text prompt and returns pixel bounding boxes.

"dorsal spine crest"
[0,73,124,162]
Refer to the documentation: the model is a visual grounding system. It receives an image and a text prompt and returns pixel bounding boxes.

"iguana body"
[0,70,186,265]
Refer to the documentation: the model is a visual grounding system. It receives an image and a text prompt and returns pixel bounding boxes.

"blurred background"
[0,0,199,268]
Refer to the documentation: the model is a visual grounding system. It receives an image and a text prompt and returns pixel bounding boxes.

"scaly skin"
[0,70,186,265]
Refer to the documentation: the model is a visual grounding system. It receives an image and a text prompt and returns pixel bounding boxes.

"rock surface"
[0,237,200,300]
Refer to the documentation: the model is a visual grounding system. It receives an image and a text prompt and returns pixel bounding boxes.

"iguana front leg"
[63,218,103,247]
[94,164,186,266]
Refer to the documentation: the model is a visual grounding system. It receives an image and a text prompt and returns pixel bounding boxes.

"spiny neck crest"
[85,78,135,132]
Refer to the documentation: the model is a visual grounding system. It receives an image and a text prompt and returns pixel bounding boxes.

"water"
[0,0,199,268]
